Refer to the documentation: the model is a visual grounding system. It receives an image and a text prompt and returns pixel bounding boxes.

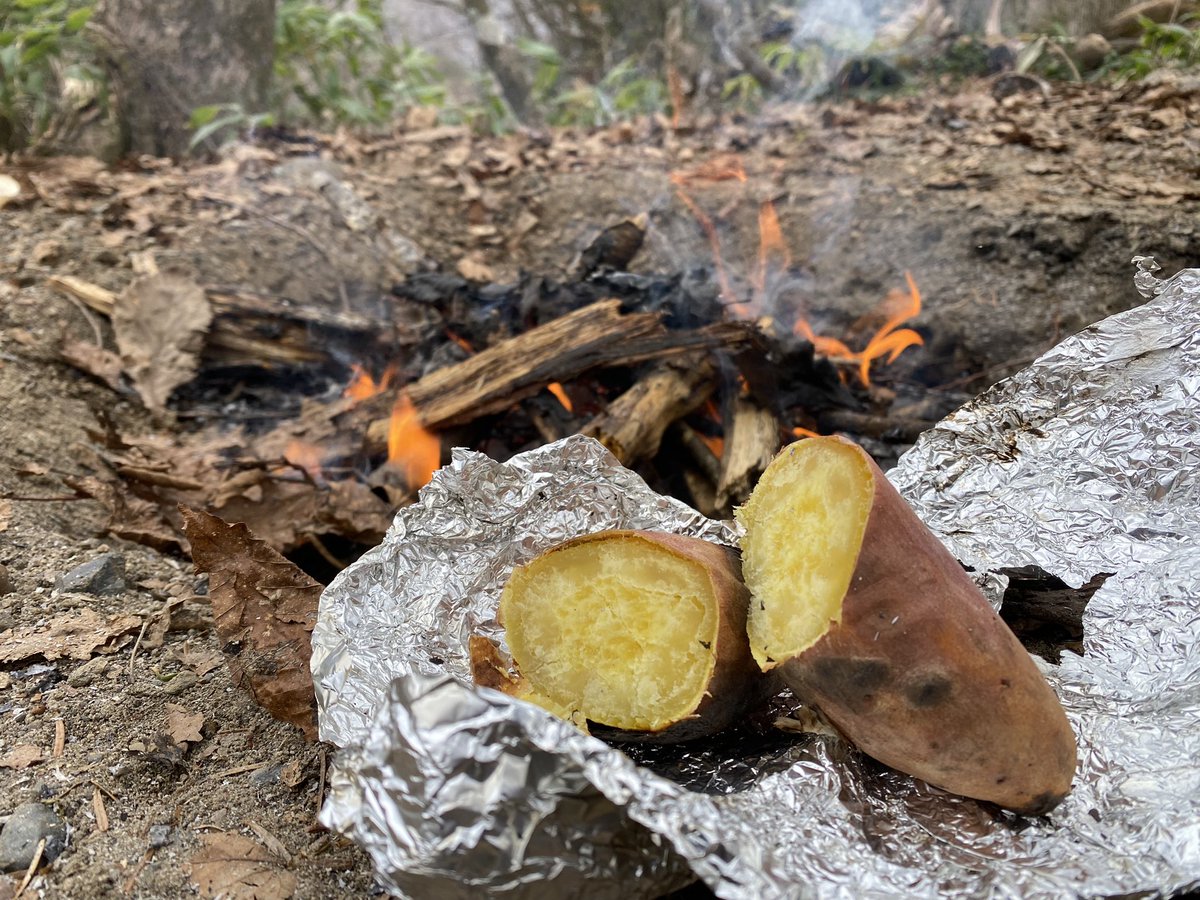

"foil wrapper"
[312,259,1200,898]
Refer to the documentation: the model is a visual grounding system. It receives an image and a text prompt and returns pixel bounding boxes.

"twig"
[52,719,65,757]
[121,849,154,895]
[93,786,110,832]
[316,747,327,816]
[214,760,278,779]
[0,493,88,502]
[127,619,149,679]
[307,534,347,572]
[194,192,351,309]
[13,838,45,898]
[62,291,106,347]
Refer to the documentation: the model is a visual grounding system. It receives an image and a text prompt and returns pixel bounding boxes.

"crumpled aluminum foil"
[311,259,1200,898]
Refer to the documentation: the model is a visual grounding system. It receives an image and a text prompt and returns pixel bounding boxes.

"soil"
[1,72,1197,898]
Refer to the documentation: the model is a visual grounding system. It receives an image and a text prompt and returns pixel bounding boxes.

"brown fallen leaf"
[174,645,224,677]
[0,499,10,533]
[181,508,321,739]
[61,340,124,392]
[0,608,142,664]
[165,703,205,747]
[113,273,212,411]
[187,832,298,899]
[0,744,44,769]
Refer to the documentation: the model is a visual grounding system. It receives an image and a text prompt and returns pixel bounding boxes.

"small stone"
[0,563,10,595]
[67,657,111,688]
[162,671,198,696]
[56,553,126,596]
[147,824,172,848]
[1072,33,1112,72]
[0,802,68,872]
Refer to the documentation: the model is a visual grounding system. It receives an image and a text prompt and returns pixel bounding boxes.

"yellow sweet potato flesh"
[500,532,722,732]
[738,439,873,668]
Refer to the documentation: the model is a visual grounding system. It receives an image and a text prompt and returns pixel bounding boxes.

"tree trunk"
[94,0,276,157]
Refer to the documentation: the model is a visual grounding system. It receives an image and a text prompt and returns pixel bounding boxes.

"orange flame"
[284,439,325,483]
[388,392,440,489]
[445,329,475,354]
[344,363,395,403]
[791,426,821,440]
[670,156,748,306]
[753,200,790,298]
[793,273,923,388]
[699,433,725,459]
[546,382,573,413]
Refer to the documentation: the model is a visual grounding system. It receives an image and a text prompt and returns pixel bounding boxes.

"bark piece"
[715,398,780,511]
[181,508,320,739]
[114,273,212,411]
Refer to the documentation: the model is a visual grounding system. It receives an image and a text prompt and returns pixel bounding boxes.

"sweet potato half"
[736,436,1077,814]
[477,530,763,742]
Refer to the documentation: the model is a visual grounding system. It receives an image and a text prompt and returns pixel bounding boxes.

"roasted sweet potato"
[478,529,763,742]
[736,436,1077,814]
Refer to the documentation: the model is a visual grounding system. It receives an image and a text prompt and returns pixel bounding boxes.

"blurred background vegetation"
[2,0,1198,157]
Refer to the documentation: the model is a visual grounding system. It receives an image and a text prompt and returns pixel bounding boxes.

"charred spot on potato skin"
[1019,791,1062,817]
[905,673,953,708]
[809,657,892,711]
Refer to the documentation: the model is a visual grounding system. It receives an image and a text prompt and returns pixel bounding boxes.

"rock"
[147,824,172,848]
[67,657,111,688]
[1072,34,1112,72]
[56,553,126,595]
[0,563,10,595]
[162,670,198,696]
[0,802,68,872]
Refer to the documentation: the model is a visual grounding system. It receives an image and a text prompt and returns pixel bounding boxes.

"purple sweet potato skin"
[775,439,1077,814]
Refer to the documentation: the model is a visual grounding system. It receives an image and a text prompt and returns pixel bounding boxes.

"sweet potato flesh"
[738,439,873,669]
[500,536,717,731]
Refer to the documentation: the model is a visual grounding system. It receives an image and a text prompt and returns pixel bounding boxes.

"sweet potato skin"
[480,530,765,743]
[761,439,1077,814]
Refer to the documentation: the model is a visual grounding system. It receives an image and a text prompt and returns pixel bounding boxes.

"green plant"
[517,39,666,127]
[272,0,446,128]
[1015,25,1081,82]
[0,0,101,154]
[1102,14,1200,81]
[188,103,276,150]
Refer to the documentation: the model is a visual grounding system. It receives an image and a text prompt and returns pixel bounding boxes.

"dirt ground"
[1,72,1198,898]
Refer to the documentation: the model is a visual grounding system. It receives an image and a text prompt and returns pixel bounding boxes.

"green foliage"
[516,39,666,126]
[0,0,101,153]
[1015,28,1080,82]
[272,0,446,128]
[1102,14,1200,81]
[188,103,276,150]
[721,39,826,109]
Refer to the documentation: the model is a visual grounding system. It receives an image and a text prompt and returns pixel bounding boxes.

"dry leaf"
[61,340,124,392]
[113,273,212,411]
[0,499,10,533]
[175,645,224,677]
[0,608,142,664]
[0,174,20,208]
[0,744,44,769]
[187,832,298,899]
[165,703,205,747]
[181,508,321,739]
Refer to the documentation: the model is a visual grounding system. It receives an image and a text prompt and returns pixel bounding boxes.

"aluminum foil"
[312,259,1200,898]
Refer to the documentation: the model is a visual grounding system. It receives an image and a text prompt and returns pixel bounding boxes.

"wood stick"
[366,302,748,440]
[716,398,780,510]
[582,356,714,466]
